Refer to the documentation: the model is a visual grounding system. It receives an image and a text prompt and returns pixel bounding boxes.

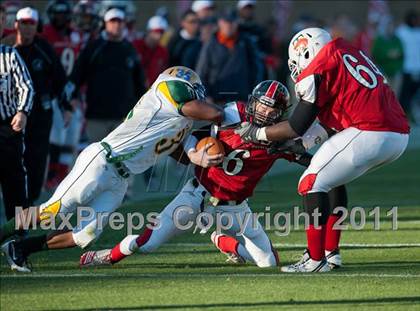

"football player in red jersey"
[79,80,347,269]
[42,0,83,188]
[235,28,410,272]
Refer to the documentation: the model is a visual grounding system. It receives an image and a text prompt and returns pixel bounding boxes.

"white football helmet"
[288,27,332,82]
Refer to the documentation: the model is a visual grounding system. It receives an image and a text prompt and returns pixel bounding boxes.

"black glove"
[268,138,306,155]
[234,122,262,143]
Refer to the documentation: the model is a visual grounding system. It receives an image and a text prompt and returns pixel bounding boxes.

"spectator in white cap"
[191,0,215,20]
[104,8,126,41]
[132,15,169,87]
[237,0,256,20]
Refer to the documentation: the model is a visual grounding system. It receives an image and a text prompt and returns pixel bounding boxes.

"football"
[196,137,225,155]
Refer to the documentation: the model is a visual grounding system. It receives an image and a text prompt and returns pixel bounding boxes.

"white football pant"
[39,142,128,248]
[298,127,409,194]
[119,178,278,267]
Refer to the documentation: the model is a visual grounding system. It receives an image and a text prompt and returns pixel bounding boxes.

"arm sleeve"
[157,80,197,114]
[289,73,323,136]
[11,48,34,114]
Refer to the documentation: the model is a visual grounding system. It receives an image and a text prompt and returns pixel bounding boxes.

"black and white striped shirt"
[0,44,34,120]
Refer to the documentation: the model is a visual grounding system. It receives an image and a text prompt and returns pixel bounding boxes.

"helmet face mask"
[246,80,291,127]
[288,28,332,82]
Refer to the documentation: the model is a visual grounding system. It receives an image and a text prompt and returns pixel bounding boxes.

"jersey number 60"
[343,50,387,89]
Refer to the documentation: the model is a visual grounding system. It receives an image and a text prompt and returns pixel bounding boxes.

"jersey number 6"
[343,50,387,89]
[222,149,250,176]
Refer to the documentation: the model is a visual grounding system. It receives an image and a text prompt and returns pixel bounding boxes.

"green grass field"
[1,149,419,310]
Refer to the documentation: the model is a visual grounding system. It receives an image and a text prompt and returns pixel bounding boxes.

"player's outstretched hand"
[188,143,224,168]
[234,122,262,143]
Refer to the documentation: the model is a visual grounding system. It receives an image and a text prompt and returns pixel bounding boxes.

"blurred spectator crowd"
[0,0,419,212]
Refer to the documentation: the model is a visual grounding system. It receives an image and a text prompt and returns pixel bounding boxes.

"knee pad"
[298,173,332,195]
[72,227,99,249]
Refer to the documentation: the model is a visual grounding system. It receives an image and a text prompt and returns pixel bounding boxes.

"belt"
[100,142,130,179]
[191,178,243,207]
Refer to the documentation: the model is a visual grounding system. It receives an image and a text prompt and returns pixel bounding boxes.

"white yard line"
[1,273,419,279]
[153,243,420,248]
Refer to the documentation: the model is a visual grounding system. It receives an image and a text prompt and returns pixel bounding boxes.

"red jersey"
[133,38,169,87]
[296,38,409,134]
[41,24,82,76]
[195,102,295,202]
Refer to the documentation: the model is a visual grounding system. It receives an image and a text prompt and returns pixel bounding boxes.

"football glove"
[268,138,306,155]
[234,122,262,143]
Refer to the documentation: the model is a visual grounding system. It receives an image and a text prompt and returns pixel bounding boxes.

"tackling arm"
[181,100,224,123]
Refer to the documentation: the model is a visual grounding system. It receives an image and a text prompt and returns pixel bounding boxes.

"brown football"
[196,137,225,155]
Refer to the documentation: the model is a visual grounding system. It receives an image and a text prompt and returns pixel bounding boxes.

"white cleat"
[210,232,245,264]
[326,249,342,269]
[281,249,331,273]
[79,249,112,268]
[1,240,31,273]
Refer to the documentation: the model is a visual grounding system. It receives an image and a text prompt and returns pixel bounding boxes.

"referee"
[0,5,34,220]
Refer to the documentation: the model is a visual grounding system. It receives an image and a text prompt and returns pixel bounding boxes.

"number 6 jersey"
[195,102,296,202]
[101,73,197,174]
[295,38,409,134]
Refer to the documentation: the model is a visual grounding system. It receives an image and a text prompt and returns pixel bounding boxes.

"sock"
[325,215,341,252]
[110,243,129,264]
[306,225,326,261]
[0,217,18,243]
[110,228,154,264]
[17,234,48,256]
[216,235,239,256]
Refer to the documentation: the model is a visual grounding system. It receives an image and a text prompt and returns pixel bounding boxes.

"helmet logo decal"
[175,68,192,81]
[292,34,308,53]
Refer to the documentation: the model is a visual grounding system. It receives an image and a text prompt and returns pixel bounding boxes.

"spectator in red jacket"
[133,16,169,87]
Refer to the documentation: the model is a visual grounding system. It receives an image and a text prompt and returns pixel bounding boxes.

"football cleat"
[210,232,245,264]
[79,249,112,268]
[281,249,330,273]
[291,248,310,266]
[326,249,342,269]
[1,240,31,273]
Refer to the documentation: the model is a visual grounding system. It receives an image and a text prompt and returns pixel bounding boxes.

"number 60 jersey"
[295,38,409,134]
[195,102,296,202]
[101,73,196,174]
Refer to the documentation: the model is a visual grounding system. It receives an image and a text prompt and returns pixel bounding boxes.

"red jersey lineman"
[235,28,410,273]
[79,81,346,269]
